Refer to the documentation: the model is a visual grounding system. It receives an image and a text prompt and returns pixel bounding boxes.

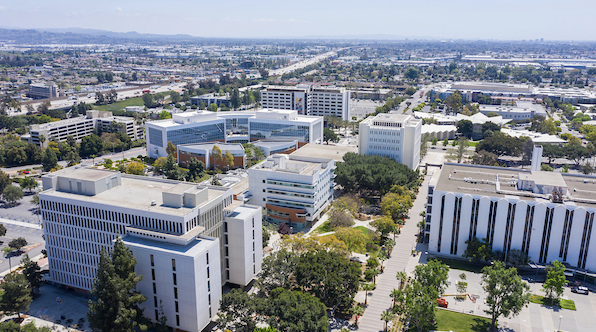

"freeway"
[269,49,344,76]
[11,82,187,116]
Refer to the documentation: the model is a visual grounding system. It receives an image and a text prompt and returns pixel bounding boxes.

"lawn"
[93,97,145,112]
[468,141,480,147]
[409,309,491,332]
[434,257,485,273]
[313,220,333,234]
[529,294,576,310]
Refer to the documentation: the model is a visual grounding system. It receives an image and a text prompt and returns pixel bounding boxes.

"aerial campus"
[2,7,596,332]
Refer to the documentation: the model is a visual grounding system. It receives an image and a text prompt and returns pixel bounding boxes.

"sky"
[0,0,595,41]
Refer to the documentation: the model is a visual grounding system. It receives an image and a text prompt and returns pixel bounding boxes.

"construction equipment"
[437,297,448,308]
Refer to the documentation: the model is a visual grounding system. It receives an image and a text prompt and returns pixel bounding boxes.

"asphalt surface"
[0,221,45,275]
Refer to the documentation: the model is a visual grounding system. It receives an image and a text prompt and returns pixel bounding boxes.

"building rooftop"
[42,168,231,217]
[433,163,596,207]
[122,234,216,256]
[290,143,357,162]
[178,143,245,154]
[250,154,331,176]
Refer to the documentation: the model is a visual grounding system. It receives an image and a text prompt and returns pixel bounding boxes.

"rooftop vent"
[151,200,157,206]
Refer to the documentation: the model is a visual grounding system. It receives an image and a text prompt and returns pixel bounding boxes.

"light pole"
[558,315,562,332]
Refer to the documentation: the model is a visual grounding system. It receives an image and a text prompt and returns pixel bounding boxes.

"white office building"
[25,110,144,148]
[261,85,351,120]
[426,163,596,272]
[145,109,323,159]
[359,113,422,170]
[248,154,335,230]
[27,82,58,99]
[40,167,262,332]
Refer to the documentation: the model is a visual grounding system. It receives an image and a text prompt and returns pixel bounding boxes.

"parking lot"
[24,284,92,331]
[442,266,596,332]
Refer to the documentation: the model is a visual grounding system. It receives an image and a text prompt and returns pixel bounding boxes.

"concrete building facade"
[248,154,335,229]
[426,163,596,273]
[261,85,351,120]
[359,113,422,170]
[40,167,262,332]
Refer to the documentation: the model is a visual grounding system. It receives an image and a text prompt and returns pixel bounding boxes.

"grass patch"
[93,97,145,112]
[432,309,492,332]
[313,220,333,234]
[434,257,485,273]
[529,294,576,310]
[468,141,479,147]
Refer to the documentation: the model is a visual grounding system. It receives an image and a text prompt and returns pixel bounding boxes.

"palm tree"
[396,271,407,290]
[362,283,375,305]
[390,288,400,309]
[350,303,365,327]
[3,246,15,272]
[381,310,394,331]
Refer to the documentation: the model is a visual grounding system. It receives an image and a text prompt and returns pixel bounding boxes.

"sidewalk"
[356,175,430,331]
[0,217,42,230]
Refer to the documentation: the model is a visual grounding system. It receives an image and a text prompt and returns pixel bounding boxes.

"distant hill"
[0,28,208,45]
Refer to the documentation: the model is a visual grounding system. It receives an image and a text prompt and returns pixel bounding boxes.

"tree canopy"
[335,153,420,195]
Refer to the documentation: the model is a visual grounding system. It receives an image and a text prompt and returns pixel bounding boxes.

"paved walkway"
[357,175,430,331]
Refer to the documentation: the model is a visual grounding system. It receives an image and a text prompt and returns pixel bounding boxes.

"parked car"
[572,286,589,294]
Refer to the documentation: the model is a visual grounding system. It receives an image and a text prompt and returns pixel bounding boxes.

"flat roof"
[122,234,216,257]
[290,143,357,162]
[434,163,596,207]
[42,170,230,217]
[226,204,259,220]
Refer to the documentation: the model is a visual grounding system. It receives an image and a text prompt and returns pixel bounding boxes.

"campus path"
[356,174,430,331]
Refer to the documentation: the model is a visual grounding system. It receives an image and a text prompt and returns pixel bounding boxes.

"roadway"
[269,49,345,76]
[392,84,434,115]
[0,221,45,276]
[11,82,186,116]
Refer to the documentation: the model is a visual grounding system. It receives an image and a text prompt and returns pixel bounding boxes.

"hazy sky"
[0,0,594,40]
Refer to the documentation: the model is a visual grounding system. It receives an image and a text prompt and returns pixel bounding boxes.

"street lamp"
[558,315,562,332]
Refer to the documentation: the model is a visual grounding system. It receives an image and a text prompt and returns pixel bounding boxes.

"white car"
[572,286,589,295]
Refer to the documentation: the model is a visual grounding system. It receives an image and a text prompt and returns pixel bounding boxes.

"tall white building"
[261,85,351,120]
[40,167,262,332]
[426,163,596,273]
[145,109,323,159]
[248,154,335,230]
[27,82,58,99]
[358,113,422,170]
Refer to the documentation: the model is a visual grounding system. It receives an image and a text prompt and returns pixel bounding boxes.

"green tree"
[372,215,397,239]
[42,147,58,172]
[0,223,6,237]
[217,288,260,332]
[257,249,298,296]
[482,261,530,331]
[153,157,168,174]
[126,161,145,175]
[263,288,328,332]
[80,134,103,157]
[9,237,27,250]
[19,177,38,193]
[295,250,361,308]
[542,260,566,304]
[334,227,368,253]
[142,93,154,108]
[20,254,42,294]
[212,144,223,162]
[392,260,449,332]
[2,246,14,271]
[463,237,493,262]
[0,170,10,194]
[381,310,394,332]
[3,185,24,206]
[163,155,186,181]
[155,300,168,332]
[456,119,474,139]
[447,137,470,163]
[230,88,241,110]
[444,90,463,112]
[323,127,338,144]
[166,141,177,156]
[0,272,32,318]
[185,157,205,182]
[380,192,412,223]
[223,150,234,170]
[88,238,147,332]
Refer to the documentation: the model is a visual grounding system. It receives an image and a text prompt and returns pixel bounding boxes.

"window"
[173,273,177,285]
[153,283,156,294]
[151,269,155,281]
[206,252,209,264]
[176,315,180,326]
[150,254,154,267]
[174,287,178,299]
[207,281,210,292]
[172,259,176,271]
[175,301,179,313]
[154,296,157,308]
[207,267,210,279]
[155,310,159,321]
